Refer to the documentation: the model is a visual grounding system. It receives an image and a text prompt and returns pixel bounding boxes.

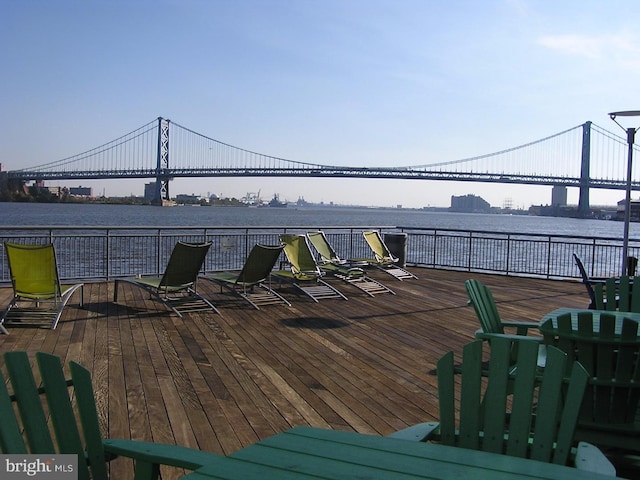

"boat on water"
[264,193,287,208]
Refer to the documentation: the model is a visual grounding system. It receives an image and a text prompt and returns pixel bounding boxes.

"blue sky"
[2,0,640,208]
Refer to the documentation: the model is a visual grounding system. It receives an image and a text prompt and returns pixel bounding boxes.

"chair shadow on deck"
[280,317,349,329]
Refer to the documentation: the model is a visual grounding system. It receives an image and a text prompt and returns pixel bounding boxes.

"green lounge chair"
[1,242,84,333]
[307,231,395,296]
[201,243,291,309]
[388,337,616,476]
[358,230,417,280]
[0,350,225,480]
[465,278,546,368]
[273,234,347,302]
[114,241,218,317]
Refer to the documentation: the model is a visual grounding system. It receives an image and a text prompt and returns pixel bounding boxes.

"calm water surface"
[0,202,637,238]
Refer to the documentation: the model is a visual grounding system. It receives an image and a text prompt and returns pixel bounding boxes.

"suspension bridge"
[5,117,640,213]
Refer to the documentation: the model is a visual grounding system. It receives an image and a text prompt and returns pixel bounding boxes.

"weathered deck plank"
[0,268,588,479]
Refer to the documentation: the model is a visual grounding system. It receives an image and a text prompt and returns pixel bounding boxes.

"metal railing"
[397,226,635,279]
[0,225,637,283]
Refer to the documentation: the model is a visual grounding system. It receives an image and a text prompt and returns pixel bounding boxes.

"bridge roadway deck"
[0,268,588,479]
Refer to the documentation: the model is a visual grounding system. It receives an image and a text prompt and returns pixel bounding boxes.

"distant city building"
[144,182,157,201]
[175,193,200,204]
[0,164,7,192]
[450,194,491,213]
[551,186,567,207]
[617,198,640,222]
[70,186,92,197]
[35,181,62,197]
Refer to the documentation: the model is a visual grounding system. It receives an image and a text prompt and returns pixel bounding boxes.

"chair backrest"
[279,234,321,279]
[307,231,341,264]
[0,351,108,480]
[593,276,640,312]
[540,311,640,426]
[438,337,589,465]
[5,242,62,299]
[573,253,597,309]
[363,231,396,263]
[235,244,284,284]
[160,241,212,288]
[464,279,504,334]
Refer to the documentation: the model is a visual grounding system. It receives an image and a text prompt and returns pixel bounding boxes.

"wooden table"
[541,308,640,334]
[180,426,620,479]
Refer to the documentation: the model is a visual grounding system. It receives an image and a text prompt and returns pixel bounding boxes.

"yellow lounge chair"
[358,230,417,280]
[307,231,395,296]
[1,242,84,333]
[273,234,347,302]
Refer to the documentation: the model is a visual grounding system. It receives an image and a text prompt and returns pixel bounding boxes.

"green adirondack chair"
[465,278,546,369]
[540,311,640,456]
[0,351,223,480]
[388,337,616,476]
[465,278,541,339]
[593,275,640,313]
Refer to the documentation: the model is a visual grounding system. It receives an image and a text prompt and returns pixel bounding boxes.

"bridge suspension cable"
[13,119,159,176]
[170,121,327,172]
[7,116,640,197]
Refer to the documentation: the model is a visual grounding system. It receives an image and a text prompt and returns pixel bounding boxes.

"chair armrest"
[103,439,221,471]
[501,321,540,336]
[386,422,440,442]
[573,442,617,476]
[474,330,542,343]
[501,320,539,328]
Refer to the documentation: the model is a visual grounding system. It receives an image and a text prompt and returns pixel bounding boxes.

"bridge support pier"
[577,121,591,217]
[151,117,173,206]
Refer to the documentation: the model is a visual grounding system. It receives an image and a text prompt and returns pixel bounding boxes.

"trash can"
[627,256,638,276]
[384,232,408,267]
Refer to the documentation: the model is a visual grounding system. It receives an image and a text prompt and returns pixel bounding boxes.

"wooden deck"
[0,268,589,479]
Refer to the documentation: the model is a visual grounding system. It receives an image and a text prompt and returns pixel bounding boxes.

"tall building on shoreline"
[450,194,491,213]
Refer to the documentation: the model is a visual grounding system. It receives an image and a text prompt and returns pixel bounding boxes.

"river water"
[0,202,637,239]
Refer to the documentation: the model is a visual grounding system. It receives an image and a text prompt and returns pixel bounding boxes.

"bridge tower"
[152,117,172,206]
[577,121,591,217]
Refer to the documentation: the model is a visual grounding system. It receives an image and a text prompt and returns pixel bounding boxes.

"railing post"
[156,229,162,276]
[546,235,552,279]
[106,229,111,281]
[506,234,511,275]
[432,230,437,267]
[467,232,473,272]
